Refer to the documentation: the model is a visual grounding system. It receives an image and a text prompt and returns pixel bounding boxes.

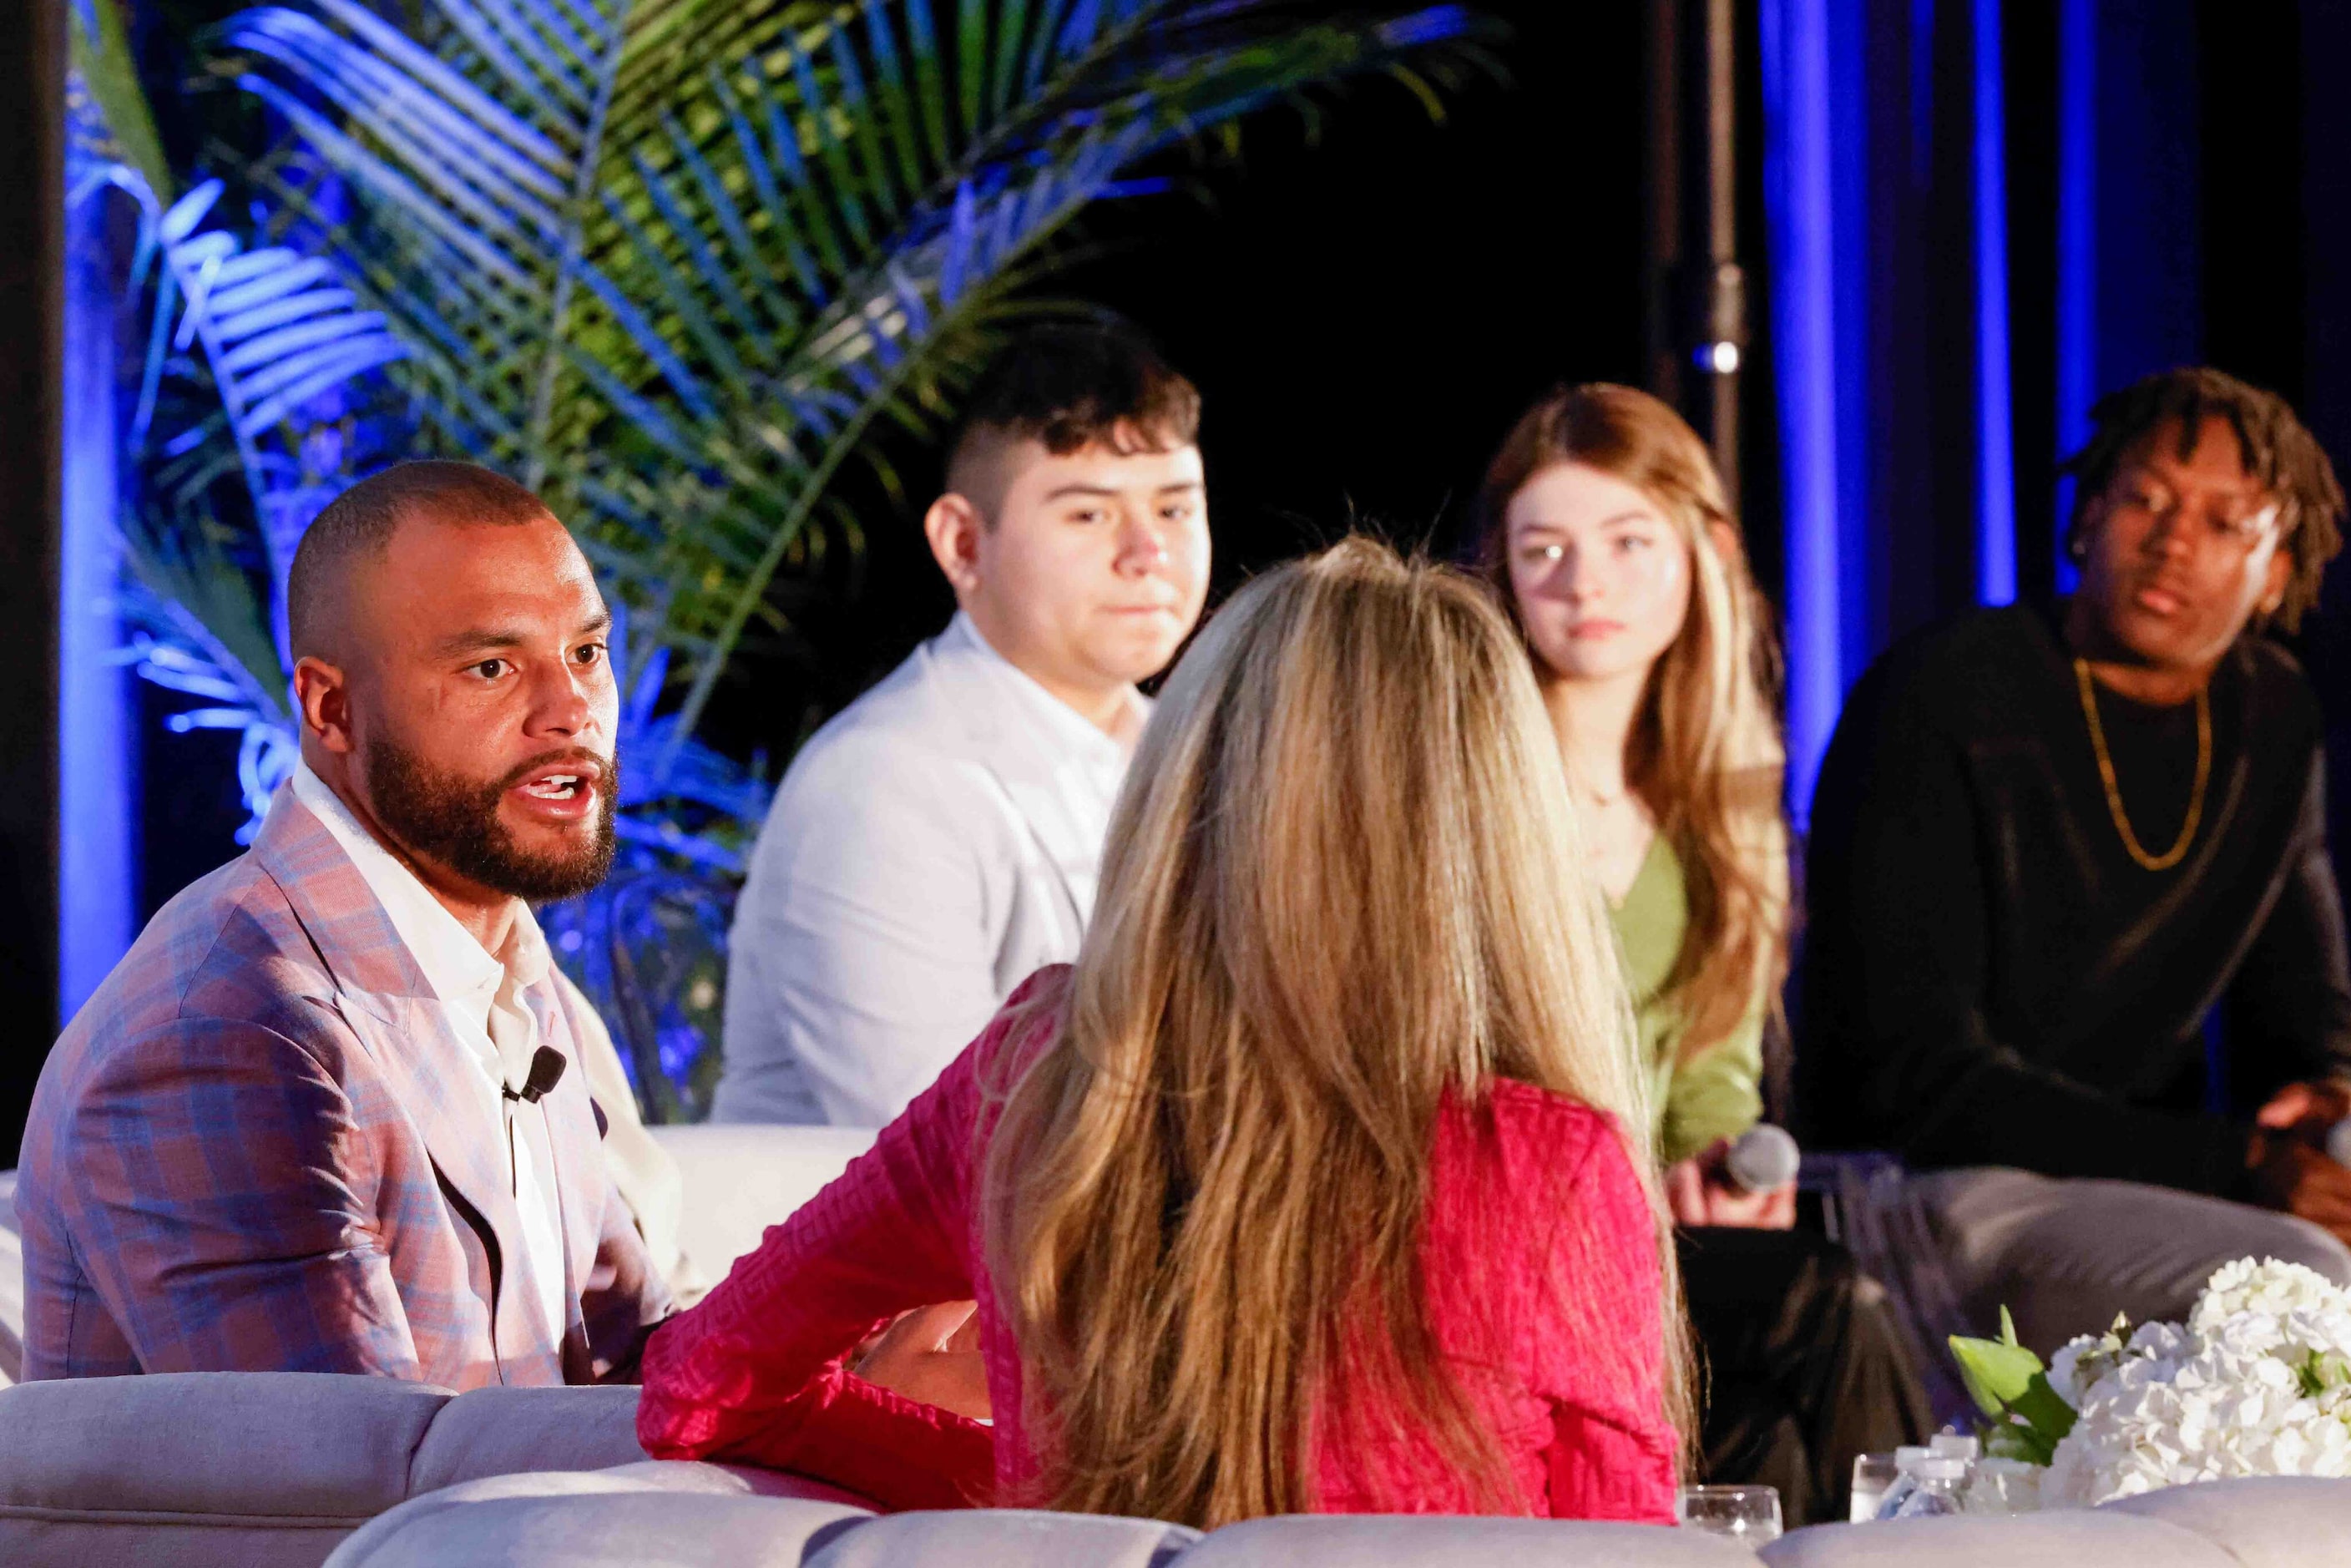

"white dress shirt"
[715,612,1143,1126]
[291,764,568,1343]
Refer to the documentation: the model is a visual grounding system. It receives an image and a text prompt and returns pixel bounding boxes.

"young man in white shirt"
[716,325,1211,1125]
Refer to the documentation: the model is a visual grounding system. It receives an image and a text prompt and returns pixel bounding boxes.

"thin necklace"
[1567,765,1630,810]
[2073,657,2210,873]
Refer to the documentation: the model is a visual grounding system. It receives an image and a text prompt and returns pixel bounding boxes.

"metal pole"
[1701,0,1743,509]
[0,0,65,1162]
[1650,0,1747,506]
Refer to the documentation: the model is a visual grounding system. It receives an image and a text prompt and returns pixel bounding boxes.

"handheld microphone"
[502,1046,569,1105]
[1723,1124,1802,1194]
[2327,1118,2351,1170]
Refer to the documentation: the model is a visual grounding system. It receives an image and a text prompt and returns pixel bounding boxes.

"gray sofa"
[9,1134,2351,1566]
[321,1469,2351,1567]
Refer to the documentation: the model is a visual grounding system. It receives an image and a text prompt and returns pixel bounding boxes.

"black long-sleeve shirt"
[1798,602,2351,1195]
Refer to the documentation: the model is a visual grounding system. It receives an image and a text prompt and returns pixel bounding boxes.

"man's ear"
[923,493,987,599]
[2261,542,2293,617]
[2070,493,2107,563]
[291,655,356,754]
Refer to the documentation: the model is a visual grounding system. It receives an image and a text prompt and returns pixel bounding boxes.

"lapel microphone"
[502,1045,569,1105]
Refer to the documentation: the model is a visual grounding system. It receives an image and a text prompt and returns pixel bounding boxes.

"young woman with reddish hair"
[1478,383,1929,1523]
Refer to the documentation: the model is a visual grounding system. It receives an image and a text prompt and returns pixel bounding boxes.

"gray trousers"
[1910,1166,2351,1356]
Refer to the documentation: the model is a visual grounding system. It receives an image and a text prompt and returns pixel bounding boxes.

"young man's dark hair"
[2062,367,2346,629]
[943,323,1201,523]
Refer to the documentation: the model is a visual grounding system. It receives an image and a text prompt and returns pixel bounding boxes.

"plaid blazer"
[15,788,671,1388]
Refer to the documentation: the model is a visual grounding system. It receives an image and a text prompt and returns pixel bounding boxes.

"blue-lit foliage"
[122,179,408,834]
[71,0,1485,1114]
[210,0,1491,756]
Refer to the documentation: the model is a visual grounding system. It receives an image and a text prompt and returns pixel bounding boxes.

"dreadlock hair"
[2061,367,2346,631]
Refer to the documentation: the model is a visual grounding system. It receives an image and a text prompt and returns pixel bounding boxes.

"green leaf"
[1950,1307,2075,1465]
[69,0,174,204]
[2012,1373,2079,1447]
[1951,1333,2045,1420]
[1949,1309,2044,1419]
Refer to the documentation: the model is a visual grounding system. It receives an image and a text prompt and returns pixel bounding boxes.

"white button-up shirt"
[291,764,569,1343]
[715,613,1143,1125]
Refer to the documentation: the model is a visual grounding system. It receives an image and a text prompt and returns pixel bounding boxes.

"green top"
[1607,834,1767,1166]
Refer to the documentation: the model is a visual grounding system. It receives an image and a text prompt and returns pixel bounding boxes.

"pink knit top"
[637,968,1678,1522]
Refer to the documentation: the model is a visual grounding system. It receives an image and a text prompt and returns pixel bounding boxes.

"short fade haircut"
[2062,366,2346,630]
[287,460,554,659]
[943,323,1201,522]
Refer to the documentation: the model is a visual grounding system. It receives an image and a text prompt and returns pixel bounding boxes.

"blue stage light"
[1974,0,2016,607]
[1760,0,1844,823]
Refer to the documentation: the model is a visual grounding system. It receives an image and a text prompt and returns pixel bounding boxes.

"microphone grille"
[1726,1123,1802,1192]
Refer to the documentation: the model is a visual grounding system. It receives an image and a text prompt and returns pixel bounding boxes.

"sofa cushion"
[648,1125,876,1279]
[2102,1475,2351,1567]
[321,1469,876,1568]
[407,1383,646,1493]
[0,1514,362,1568]
[1,1171,22,1388]
[593,1458,885,1510]
[1757,1511,2237,1567]
[1170,1515,1759,1566]
[805,1509,1198,1568]
[0,1372,449,1520]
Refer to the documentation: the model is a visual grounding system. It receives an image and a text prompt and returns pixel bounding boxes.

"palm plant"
[211,0,1491,797]
[72,0,1491,1114]
[69,0,410,833]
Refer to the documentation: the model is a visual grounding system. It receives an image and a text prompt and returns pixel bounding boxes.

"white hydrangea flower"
[2191,1259,2351,1336]
[2033,1258,2351,1506]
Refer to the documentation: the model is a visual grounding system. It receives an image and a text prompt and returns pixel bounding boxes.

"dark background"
[715,1,1676,761]
[8,0,2351,1157]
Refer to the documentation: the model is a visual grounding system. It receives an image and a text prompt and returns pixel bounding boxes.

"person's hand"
[1665,1141,1797,1230]
[853,1300,991,1421]
[2255,1080,2351,1144]
[2247,1135,2351,1247]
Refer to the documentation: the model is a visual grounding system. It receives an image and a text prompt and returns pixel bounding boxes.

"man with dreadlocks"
[1800,367,2351,1353]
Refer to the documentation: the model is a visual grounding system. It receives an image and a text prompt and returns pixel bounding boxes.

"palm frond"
[140,177,410,670]
[213,0,1494,772]
[73,141,414,830]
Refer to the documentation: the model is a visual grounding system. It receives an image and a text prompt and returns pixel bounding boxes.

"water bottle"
[1889,1455,1969,1518]
[1870,1445,1933,1520]
[1963,1456,2040,1515]
[1930,1430,1979,1492]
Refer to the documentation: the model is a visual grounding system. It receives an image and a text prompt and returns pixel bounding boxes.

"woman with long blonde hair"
[1479,383,1926,1523]
[637,538,1686,1525]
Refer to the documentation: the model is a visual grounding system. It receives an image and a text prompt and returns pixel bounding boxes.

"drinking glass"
[1675,1484,1784,1547]
[1849,1452,1902,1522]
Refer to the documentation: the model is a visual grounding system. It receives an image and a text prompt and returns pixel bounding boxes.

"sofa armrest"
[2102,1475,2351,1567]
[321,1465,877,1568]
[407,1384,647,1495]
[0,1373,449,1520]
[1171,1516,1753,1567]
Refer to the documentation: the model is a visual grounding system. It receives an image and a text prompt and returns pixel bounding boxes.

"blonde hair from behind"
[1479,384,1792,1063]
[982,536,1690,1529]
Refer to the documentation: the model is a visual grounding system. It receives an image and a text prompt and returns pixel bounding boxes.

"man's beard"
[365,739,619,903]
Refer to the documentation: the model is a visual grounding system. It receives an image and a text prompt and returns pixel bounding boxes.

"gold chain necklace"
[2072,657,2211,872]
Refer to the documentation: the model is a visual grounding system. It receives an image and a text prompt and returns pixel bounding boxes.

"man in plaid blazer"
[15,463,671,1388]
